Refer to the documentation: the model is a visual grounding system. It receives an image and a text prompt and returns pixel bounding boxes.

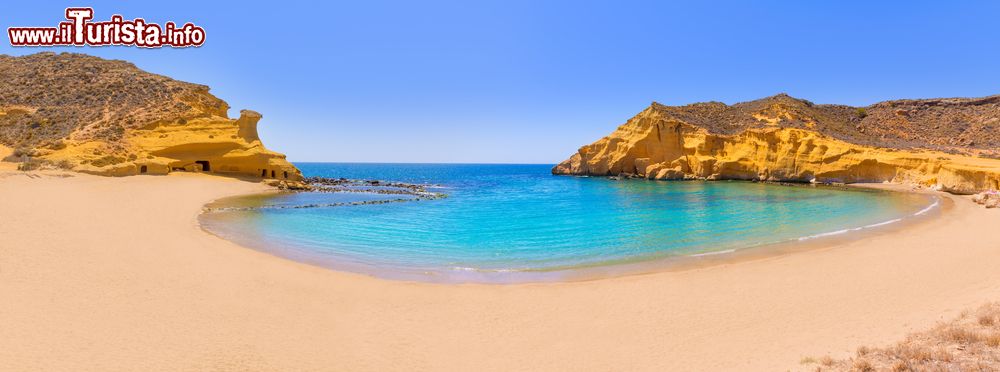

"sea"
[200,163,939,283]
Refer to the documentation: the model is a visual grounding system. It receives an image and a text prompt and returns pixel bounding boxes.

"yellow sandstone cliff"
[0,52,302,181]
[554,96,1000,194]
[40,109,302,180]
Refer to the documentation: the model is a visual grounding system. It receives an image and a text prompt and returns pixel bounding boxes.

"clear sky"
[3,1,999,163]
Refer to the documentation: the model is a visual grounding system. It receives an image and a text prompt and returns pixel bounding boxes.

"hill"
[0,52,301,181]
[554,94,1000,194]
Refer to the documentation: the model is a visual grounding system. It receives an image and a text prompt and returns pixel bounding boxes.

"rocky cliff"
[0,52,302,181]
[554,94,1000,194]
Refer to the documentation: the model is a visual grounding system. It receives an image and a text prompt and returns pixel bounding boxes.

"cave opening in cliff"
[195,160,211,172]
[271,170,276,178]
[283,171,288,179]
[140,165,147,174]
[261,169,267,177]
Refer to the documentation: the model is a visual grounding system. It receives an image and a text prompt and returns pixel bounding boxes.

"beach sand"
[1,170,999,371]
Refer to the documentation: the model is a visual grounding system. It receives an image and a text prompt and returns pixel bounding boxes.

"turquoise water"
[201,163,937,282]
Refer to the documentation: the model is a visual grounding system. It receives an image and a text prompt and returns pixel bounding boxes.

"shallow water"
[201,163,937,282]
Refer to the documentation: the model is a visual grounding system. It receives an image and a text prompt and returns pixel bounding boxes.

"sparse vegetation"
[45,140,66,150]
[648,93,1000,152]
[819,355,835,367]
[979,151,1000,160]
[805,302,1000,371]
[0,52,226,157]
[90,155,126,168]
[15,158,73,171]
[16,158,45,171]
[54,159,74,169]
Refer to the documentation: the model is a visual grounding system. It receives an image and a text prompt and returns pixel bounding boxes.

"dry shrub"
[819,355,835,366]
[938,325,981,344]
[16,158,45,171]
[890,360,909,372]
[979,313,996,327]
[852,358,874,371]
[808,302,1000,371]
[856,345,871,357]
[932,346,953,362]
[891,343,932,363]
[986,333,1000,347]
[90,155,125,168]
[15,158,74,171]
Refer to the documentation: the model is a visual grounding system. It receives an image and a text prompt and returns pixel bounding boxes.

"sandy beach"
[2,170,999,371]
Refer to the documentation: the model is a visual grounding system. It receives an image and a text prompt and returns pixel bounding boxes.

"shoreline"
[198,179,945,284]
[2,169,999,371]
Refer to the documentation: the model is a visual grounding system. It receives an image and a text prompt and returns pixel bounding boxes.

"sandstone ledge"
[35,110,302,181]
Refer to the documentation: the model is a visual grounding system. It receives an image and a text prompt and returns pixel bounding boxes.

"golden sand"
[1,170,999,371]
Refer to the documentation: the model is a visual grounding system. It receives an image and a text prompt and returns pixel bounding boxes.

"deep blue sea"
[200,163,938,282]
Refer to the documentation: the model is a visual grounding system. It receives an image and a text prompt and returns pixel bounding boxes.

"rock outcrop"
[0,52,301,181]
[973,191,1000,208]
[554,95,1000,194]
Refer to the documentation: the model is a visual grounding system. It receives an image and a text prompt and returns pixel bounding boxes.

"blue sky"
[3,1,999,163]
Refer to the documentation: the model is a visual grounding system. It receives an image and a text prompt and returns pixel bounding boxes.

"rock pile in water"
[210,177,448,212]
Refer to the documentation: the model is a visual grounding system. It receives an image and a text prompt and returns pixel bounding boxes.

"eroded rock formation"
[0,52,301,181]
[554,95,1000,194]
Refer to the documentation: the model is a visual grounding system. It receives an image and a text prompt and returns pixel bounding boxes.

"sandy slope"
[0,145,15,170]
[1,171,999,371]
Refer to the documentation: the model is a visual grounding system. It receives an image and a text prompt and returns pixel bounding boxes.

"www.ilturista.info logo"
[8,8,205,48]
